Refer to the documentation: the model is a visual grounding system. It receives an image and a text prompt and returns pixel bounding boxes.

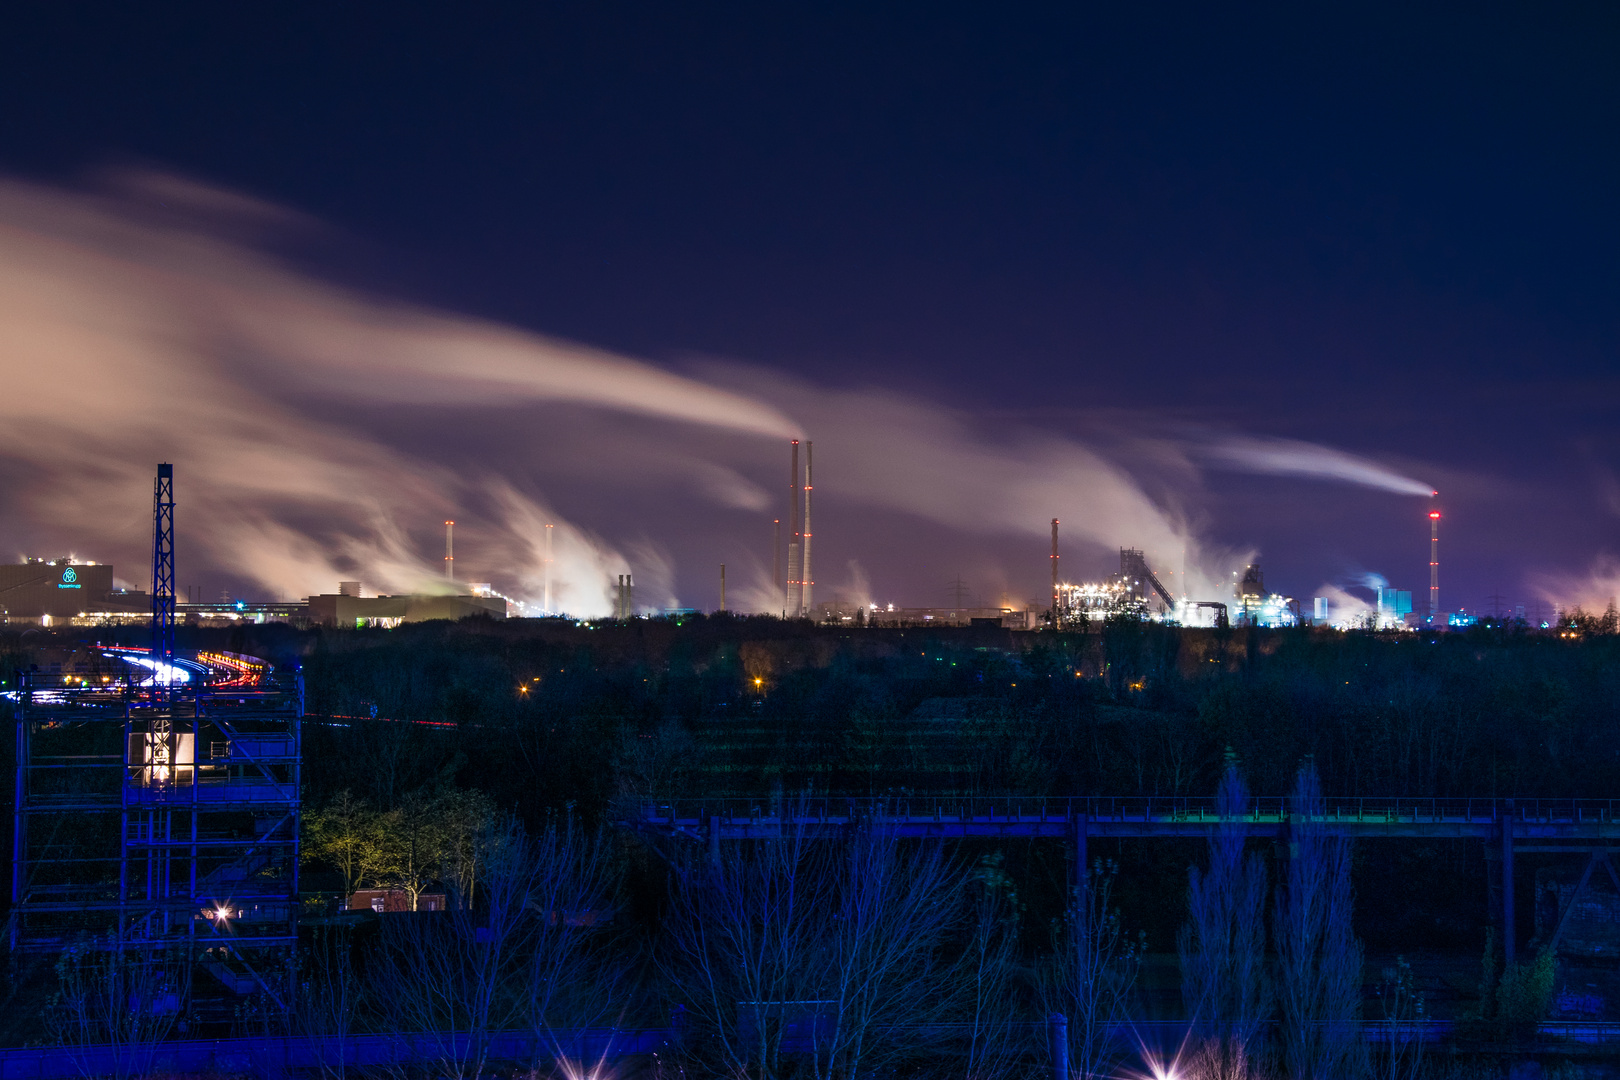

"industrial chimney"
[786,440,802,617]
[444,520,455,580]
[1050,518,1059,629]
[543,523,553,613]
[1429,496,1441,620]
[802,441,813,614]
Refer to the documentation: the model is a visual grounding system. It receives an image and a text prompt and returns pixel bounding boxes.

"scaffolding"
[9,665,302,1020]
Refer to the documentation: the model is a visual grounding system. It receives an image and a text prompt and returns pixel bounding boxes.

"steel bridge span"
[635,796,1620,966]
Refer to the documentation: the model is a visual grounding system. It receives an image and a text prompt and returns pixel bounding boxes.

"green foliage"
[1494,951,1556,1031]
[302,783,497,908]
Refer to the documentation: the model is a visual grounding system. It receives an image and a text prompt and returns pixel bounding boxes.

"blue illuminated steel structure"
[637,795,1620,970]
[10,466,301,1025]
[11,667,302,1022]
[151,464,176,677]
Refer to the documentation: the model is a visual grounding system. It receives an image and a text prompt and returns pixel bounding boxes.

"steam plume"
[1200,436,1434,497]
[0,172,793,614]
[0,171,1448,615]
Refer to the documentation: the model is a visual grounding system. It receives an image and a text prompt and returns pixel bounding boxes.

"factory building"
[1377,584,1414,622]
[1054,549,1177,623]
[845,601,1033,629]
[304,589,507,628]
[1057,580,1141,620]
[1230,563,1299,628]
[1311,583,1416,630]
[0,558,507,627]
[0,559,147,623]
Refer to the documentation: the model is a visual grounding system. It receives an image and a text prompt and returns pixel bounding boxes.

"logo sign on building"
[58,567,80,589]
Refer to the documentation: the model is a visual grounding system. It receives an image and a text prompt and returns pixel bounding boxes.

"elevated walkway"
[636,796,1620,842]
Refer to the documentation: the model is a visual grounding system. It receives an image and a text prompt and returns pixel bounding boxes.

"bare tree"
[1179,766,1270,1080]
[659,815,832,1080]
[1275,765,1365,1080]
[293,923,365,1080]
[1043,858,1144,1080]
[1371,956,1424,1080]
[374,813,538,1080]
[46,942,187,1080]
[374,812,619,1080]
[615,715,700,801]
[522,815,623,1042]
[816,823,965,1079]
[659,806,970,1080]
[959,864,1027,1080]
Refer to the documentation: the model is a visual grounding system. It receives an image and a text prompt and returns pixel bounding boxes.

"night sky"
[2,4,1617,616]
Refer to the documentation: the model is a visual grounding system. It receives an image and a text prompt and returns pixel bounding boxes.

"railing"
[641,796,1620,826]
[126,781,298,806]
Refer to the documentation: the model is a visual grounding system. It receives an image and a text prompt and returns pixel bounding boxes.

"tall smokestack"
[444,520,455,580]
[614,573,634,619]
[1051,518,1060,629]
[543,523,553,613]
[802,441,813,614]
[1429,495,1441,620]
[786,440,802,617]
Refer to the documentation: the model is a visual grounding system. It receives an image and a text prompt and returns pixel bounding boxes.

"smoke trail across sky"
[0,171,1455,615]
[1196,435,1434,497]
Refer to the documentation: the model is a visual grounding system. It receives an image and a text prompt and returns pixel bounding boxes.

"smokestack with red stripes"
[786,440,802,617]
[802,441,813,615]
[1429,492,1441,621]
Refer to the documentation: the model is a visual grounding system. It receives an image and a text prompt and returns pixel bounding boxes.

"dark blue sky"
[3,3,1617,613]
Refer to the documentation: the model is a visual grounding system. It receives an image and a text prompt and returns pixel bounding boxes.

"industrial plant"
[0,460,1593,1074]
[0,448,1460,635]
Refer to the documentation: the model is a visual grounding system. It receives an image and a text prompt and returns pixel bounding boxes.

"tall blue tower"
[151,463,175,673]
[13,461,302,1025]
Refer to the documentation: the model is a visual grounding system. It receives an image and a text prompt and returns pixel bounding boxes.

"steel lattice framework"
[10,665,303,1021]
[151,464,175,676]
[9,465,301,1024]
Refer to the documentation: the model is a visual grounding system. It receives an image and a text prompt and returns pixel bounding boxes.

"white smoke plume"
[1199,435,1434,497]
[0,172,794,615]
[0,171,1449,616]
[1311,584,1377,628]
[697,366,1252,603]
[1530,558,1620,618]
